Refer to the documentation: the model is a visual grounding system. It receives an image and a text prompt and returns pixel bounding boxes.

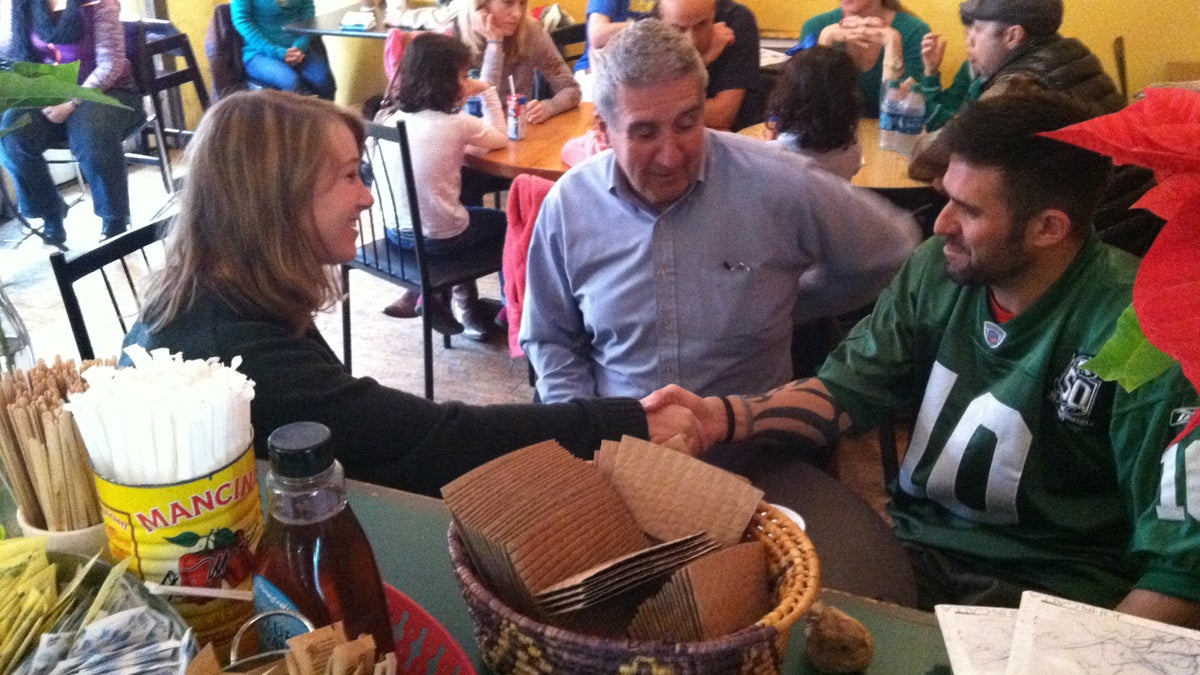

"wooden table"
[347,476,951,673]
[285,3,389,39]
[741,119,929,190]
[464,103,597,181]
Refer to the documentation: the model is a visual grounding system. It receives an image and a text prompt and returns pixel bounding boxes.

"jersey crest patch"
[982,321,1007,348]
[1051,354,1102,427]
[1171,407,1197,430]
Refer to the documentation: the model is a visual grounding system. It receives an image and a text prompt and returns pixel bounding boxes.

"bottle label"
[253,575,309,651]
[879,110,899,132]
[898,113,923,135]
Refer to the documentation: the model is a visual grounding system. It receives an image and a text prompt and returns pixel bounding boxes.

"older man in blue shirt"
[520,19,920,404]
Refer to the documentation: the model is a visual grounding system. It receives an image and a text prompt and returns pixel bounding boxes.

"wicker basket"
[448,501,820,674]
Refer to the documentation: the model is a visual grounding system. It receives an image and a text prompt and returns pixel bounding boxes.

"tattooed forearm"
[730,378,850,448]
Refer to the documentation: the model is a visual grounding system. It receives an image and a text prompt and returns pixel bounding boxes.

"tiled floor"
[1,162,893,519]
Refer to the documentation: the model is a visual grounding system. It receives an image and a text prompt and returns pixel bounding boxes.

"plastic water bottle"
[878,79,903,153]
[465,68,483,117]
[894,87,925,157]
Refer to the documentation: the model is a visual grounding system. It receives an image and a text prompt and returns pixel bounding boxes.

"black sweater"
[122,290,648,496]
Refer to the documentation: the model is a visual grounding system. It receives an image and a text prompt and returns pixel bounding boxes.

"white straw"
[508,74,516,97]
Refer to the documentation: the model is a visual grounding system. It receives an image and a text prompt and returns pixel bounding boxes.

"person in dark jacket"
[909,0,1123,182]
[122,89,706,497]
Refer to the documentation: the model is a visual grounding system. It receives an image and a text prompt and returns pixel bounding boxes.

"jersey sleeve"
[1116,378,1200,602]
[817,238,946,432]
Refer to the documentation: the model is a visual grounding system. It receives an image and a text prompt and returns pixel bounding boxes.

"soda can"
[506,94,527,140]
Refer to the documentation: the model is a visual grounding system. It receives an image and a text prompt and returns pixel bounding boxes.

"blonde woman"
[123,90,703,496]
[798,0,928,117]
[456,0,579,124]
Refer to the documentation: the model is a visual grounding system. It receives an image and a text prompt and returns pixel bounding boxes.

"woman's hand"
[921,32,946,77]
[41,100,77,124]
[471,9,506,43]
[644,402,709,457]
[642,384,726,453]
[525,99,549,124]
[284,46,306,65]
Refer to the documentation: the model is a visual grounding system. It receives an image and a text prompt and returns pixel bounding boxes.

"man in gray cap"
[911,0,1124,181]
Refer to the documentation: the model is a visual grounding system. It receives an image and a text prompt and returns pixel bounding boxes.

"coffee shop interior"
[2,0,1200,670]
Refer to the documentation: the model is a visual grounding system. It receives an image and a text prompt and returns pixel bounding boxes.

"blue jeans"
[0,89,144,223]
[388,206,507,295]
[244,50,336,100]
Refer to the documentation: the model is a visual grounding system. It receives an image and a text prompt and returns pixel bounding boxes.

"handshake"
[640,379,842,458]
[640,384,737,457]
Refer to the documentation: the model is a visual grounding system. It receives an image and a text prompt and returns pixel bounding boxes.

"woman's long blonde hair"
[454,0,534,64]
[140,90,365,334]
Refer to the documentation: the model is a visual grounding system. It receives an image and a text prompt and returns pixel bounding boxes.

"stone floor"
[1,161,894,519]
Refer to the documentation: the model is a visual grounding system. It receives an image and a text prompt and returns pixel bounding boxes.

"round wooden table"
[740,119,929,190]
[463,103,597,182]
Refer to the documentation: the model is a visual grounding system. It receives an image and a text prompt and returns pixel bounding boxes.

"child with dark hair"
[767,45,863,180]
[378,32,509,339]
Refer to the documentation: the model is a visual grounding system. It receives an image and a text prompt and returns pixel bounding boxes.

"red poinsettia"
[1042,87,1200,440]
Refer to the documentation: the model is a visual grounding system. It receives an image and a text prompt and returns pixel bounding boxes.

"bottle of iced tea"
[253,421,392,656]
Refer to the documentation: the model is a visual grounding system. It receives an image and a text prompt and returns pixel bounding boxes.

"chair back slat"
[48,220,169,361]
[342,120,503,399]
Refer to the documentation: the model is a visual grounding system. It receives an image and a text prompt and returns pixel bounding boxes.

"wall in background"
[157,0,1197,124]
[732,0,1199,96]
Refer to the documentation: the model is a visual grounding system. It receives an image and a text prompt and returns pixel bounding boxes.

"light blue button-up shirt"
[520,130,920,403]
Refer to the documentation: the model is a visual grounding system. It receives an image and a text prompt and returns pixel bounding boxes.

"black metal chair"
[125,19,211,193]
[48,219,168,360]
[341,120,503,400]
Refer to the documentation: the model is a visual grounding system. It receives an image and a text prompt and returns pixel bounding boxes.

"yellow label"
[94,446,263,654]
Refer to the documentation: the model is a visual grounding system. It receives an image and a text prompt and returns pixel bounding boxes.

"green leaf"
[1085,304,1179,392]
[166,531,203,548]
[212,528,237,548]
[0,67,129,111]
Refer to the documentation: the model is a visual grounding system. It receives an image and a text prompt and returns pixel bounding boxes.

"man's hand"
[526,99,550,124]
[284,46,306,65]
[701,21,734,66]
[644,402,710,457]
[643,384,726,449]
[41,100,77,124]
[921,32,946,77]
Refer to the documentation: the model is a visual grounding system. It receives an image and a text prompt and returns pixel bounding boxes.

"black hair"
[397,32,472,114]
[940,92,1112,237]
[766,46,861,153]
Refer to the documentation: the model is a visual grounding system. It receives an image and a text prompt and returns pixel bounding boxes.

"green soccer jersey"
[819,236,1200,607]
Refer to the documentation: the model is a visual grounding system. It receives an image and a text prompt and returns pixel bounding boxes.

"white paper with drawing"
[934,604,1016,675]
[1004,591,1200,674]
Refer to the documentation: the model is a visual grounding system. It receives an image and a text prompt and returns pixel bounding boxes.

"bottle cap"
[267,421,336,477]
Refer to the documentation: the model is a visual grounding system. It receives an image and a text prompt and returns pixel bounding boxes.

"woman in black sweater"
[123,90,703,496]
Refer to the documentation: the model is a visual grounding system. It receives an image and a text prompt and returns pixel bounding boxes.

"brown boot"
[420,290,464,336]
[382,290,420,318]
[452,282,495,341]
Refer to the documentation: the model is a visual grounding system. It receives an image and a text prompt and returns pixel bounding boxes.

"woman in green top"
[799,0,929,117]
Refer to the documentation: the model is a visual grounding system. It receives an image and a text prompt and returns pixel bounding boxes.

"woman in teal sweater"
[230,0,335,99]
[799,0,928,117]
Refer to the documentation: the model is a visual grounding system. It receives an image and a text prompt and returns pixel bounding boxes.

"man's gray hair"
[593,19,708,121]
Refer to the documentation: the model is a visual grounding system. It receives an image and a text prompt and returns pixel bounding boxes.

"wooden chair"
[550,22,587,68]
[341,120,503,400]
[48,219,169,361]
[1112,36,1128,104]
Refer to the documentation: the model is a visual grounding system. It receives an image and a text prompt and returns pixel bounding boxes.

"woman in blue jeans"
[230,0,335,100]
[0,0,145,245]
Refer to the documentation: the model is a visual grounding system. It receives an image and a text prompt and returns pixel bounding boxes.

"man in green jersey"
[645,92,1200,627]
